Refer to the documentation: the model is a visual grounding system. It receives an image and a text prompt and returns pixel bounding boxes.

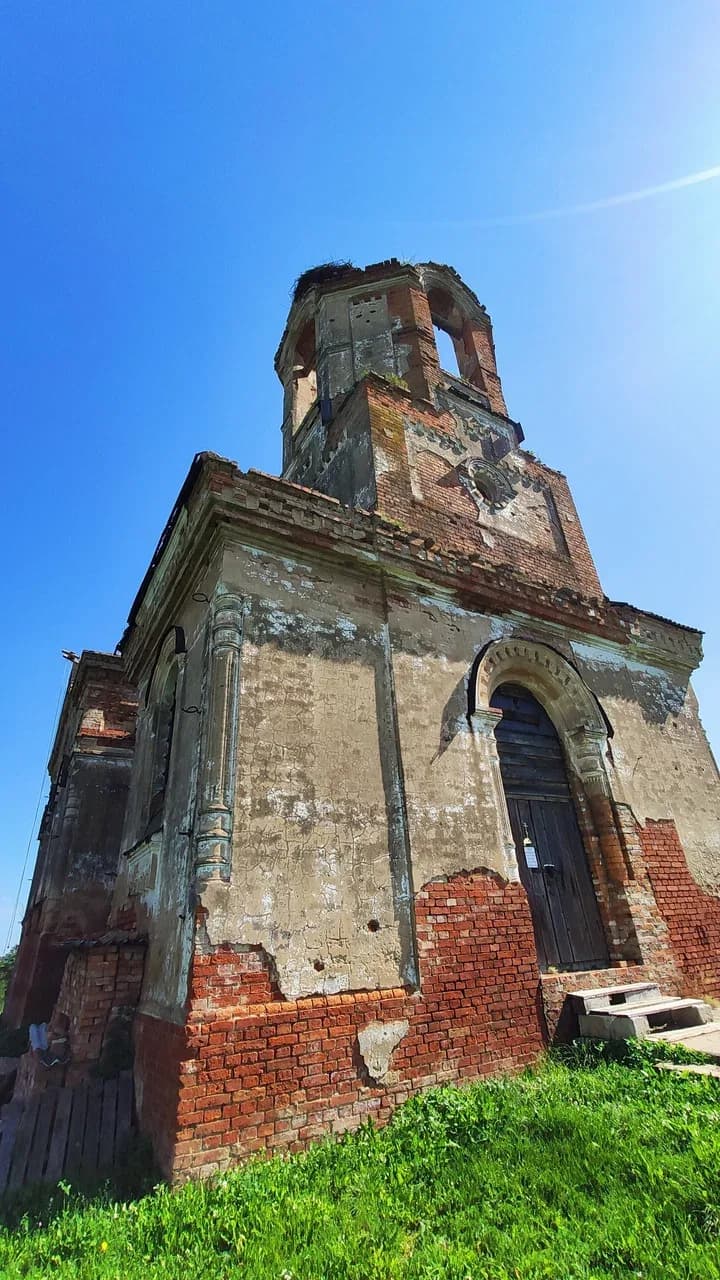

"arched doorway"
[491,682,609,972]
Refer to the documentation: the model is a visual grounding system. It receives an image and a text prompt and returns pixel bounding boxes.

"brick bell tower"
[275,259,602,600]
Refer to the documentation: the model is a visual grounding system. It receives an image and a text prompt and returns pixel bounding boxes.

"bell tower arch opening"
[427,284,470,381]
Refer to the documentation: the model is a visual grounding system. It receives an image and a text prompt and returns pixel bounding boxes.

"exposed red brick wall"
[209,457,625,642]
[640,819,720,1000]
[366,384,603,600]
[5,893,123,1028]
[140,871,544,1180]
[134,1013,187,1175]
[75,675,137,749]
[15,942,145,1097]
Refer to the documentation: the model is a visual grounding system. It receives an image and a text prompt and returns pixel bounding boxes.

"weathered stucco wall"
[112,505,720,1037]
[112,547,225,1022]
[387,591,516,890]
[199,543,412,998]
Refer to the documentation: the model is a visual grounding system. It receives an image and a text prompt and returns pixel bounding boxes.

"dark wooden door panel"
[542,800,608,967]
[507,798,556,970]
[493,684,609,973]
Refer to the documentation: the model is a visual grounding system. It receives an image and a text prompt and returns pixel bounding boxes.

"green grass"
[0,948,17,1018]
[1,1044,719,1280]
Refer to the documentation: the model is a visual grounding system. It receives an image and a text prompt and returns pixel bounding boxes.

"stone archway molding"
[471,638,630,886]
[471,638,610,796]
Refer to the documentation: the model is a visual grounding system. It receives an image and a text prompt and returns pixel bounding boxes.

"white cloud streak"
[414,164,720,228]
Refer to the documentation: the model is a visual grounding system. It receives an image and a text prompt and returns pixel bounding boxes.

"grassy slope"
[1,1048,719,1280]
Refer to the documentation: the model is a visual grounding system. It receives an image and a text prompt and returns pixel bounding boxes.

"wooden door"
[492,683,609,972]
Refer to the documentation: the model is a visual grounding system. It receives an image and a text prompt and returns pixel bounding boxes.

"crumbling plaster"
[198,542,413,999]
[569,639,720,889]
[114,547,225,1022]
[357,1019,409,1083]
[387,592,518,890]
[111,443,720,1025]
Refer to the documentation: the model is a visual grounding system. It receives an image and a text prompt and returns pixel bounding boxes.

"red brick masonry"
[136,870,544,1180]
[641,819,720,1001]
[15,941,145,1097]
[133,821,720,1180]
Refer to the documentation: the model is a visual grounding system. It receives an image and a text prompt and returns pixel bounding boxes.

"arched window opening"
[433,323,460,376]
[292,319,317,431]
[491,682,609,973]
[147,663,178,833]
[427,285,469,379]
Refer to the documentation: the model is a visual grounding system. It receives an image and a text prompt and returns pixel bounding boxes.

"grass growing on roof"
[1,1043,719,1279]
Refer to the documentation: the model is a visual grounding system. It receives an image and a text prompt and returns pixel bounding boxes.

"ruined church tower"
[7,260,720,1181]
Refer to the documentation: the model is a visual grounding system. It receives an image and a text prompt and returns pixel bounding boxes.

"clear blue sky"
[2,2,719,948]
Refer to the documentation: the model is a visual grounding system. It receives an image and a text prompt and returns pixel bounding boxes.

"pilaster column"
[469,707,519,881]
[194,593,244,882]
[566,725,629,883]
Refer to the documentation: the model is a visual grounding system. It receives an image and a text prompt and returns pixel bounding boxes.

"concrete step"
[579,997,714,1042]
[656,1061,720,1078]
[569,982,661,1016]
[619,997,711,1018]
[651,1022,720,1061]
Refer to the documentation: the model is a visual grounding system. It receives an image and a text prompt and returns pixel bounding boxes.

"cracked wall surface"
[198,543,411,999]
[110,543,225,1022]
[112,510,720,1033]
[569,639,720,889]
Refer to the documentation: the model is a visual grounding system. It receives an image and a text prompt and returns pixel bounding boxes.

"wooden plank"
[43,1087,73,1185]
[540,803,586,962]
[26,1088,58,1186]
[0,1102,24,1195]
[98,1078,118,1170]
[116,1071,134,1157]
[532,799,575,968]
[81,1079,104,1179]
[8,1097,40,1191]
[509,797,555,971]
[64,1084,88,1181]
[548,799,608,968]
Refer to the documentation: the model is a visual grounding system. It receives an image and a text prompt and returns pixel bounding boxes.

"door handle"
[543,864,556,873]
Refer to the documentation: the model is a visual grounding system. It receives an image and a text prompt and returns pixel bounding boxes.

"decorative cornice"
[117,455,700,684]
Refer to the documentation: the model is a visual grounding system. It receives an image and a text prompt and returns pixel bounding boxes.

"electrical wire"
[4,667,68,953]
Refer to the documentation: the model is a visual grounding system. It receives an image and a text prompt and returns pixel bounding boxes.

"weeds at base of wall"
[2,1043,720,1279]
[554,1034,714,1070]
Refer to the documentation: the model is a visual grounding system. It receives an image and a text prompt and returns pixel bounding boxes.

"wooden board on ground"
[7,1097,40,1191]
[43,1086,73,1184]
[0,1074,136,1193]
[98,1076,118,1171]
[26,1088,58,1184]
[0,1101,24,1194]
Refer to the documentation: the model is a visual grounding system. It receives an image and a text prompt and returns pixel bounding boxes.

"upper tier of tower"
[275,259,512,474]
[273,259,602,601]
